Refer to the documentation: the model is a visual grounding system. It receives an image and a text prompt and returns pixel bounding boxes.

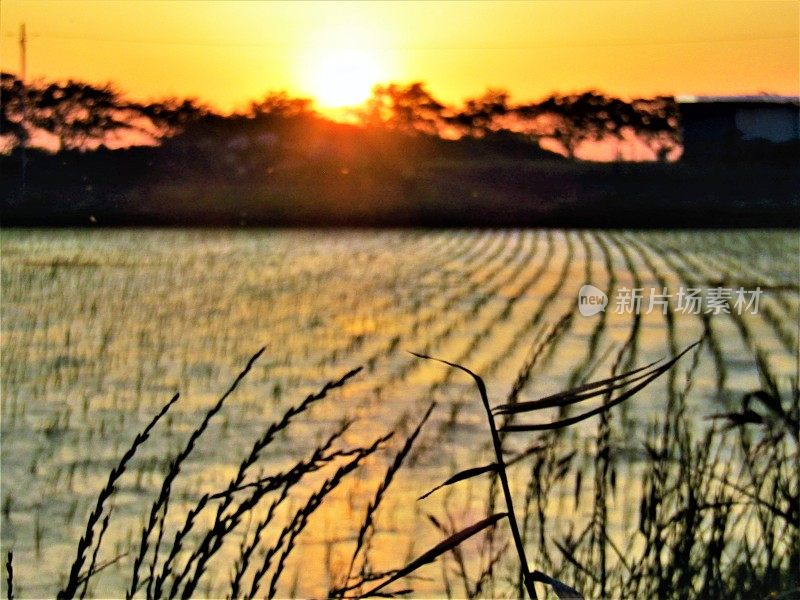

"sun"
[304,47,382,109]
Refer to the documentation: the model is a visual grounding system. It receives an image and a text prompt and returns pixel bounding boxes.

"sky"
[1,0,798,112]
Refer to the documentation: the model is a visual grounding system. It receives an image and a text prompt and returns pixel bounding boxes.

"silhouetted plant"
[355,342,698,599]
[10,334,792,600]
[5,552,12,600]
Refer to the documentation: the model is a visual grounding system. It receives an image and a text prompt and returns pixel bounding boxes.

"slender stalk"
[58,391,180,600]
[410,353,537,599]
[482,383,538,600]
[6,552,13,600]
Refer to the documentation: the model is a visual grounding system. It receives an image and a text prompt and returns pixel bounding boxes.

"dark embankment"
[2,126,798,229]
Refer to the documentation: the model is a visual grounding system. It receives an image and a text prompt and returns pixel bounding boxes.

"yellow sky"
[1,0,797,111]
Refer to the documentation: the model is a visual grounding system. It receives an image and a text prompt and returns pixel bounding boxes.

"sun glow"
[304,47,383,109]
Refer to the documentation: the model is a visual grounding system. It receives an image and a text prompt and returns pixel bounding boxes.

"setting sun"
[304,47,382,109]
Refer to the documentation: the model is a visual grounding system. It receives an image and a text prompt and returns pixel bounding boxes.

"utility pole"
[19,23,26,82]
[19,23,28,200]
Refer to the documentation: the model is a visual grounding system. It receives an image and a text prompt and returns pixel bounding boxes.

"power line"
[2,30,797,51]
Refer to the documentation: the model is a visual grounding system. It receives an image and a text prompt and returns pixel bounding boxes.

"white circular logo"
[578,284,608,316]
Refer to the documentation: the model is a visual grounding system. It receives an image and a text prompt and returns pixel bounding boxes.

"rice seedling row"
[1,229,796,598]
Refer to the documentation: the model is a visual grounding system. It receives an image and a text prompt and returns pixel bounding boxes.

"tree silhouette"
[511,91,678,160]
[450,89,511,137]
[136,97,207,136]
[1,74,211,152]
[0,73,30,150]
[363,82,446,135]
[247,92,313,120]
[24,80,136,150]
[516,91,618,159]
[630,96,680,161]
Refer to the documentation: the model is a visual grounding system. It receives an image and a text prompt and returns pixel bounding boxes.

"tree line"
[1,73,679,160]
[0,73,205,152]
[363,83,679,159]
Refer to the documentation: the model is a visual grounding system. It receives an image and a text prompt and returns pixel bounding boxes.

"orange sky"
[1,0,798,112]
